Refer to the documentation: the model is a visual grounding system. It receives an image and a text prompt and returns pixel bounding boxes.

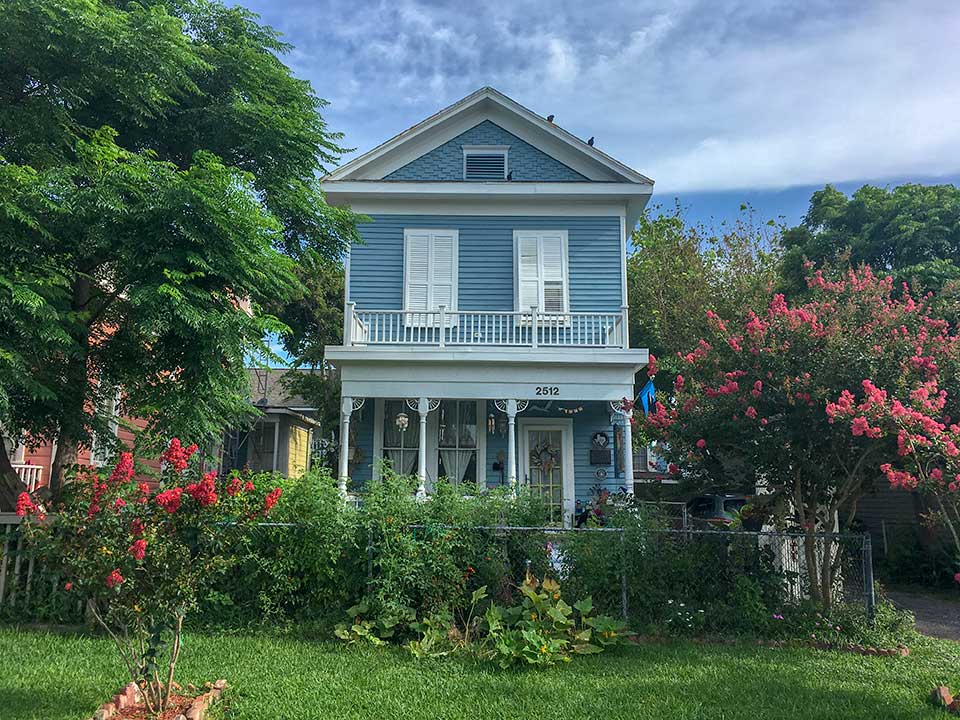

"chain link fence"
[406,524,875,626]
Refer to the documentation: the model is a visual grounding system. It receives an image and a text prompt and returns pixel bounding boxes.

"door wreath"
[530,439,561,473]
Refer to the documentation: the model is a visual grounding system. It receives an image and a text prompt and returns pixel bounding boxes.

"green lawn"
[2,627,958,719]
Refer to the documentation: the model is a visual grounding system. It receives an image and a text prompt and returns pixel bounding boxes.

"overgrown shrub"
[198,467,364,632]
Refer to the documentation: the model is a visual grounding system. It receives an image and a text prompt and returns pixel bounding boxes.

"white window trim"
[373,398,486,489]
[462,145,509,181]
[512,229,570,321]
[403,228,459,327]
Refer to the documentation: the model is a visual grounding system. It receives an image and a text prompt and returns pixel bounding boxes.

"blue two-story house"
[324,87,652,526]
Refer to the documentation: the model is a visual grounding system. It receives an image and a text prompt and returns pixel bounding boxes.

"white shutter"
[540,233,566,314]
[517,233,540,310]
[404,232,431,315]
[431,231,457,312]
[514,230,568,315]
[403,229,459,325]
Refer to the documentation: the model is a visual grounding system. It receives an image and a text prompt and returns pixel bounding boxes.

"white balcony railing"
[344,303,629,349]
[13,464,42,492]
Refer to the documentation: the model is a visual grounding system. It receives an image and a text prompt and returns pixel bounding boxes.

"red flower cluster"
[108,452,135,484]
[186,471,218,507]
[130,518,145,537]
[128,539,147,561]
[226,476,242,496]
[15,492,38,517]
[263,487,282,513]
[155,487,184,513]
[105,569,124,588]
[159,438,198,473]
[646,354,658,378]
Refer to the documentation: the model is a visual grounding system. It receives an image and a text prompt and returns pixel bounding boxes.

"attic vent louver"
[463,145,508,181]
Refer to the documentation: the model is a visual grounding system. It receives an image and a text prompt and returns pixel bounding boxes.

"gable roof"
[325,87,653,185]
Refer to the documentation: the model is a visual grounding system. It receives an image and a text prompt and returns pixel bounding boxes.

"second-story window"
[403,228,459,325]
[514,230,569,315]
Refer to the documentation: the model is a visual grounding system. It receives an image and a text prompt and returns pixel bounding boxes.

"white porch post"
[622,409,635,483]
[338,396,353,497]
[416,397,429,498]
[506,399,518,494]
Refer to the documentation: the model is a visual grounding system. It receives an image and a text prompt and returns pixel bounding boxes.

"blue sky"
[238,0,960,226]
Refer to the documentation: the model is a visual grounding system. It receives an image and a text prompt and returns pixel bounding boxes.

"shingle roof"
[247,368,317,409]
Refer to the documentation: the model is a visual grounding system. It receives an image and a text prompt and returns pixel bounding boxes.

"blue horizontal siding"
[385,120,587,182]
[350,215,623,313]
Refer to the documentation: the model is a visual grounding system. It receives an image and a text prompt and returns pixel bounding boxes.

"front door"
[519,419,575,527]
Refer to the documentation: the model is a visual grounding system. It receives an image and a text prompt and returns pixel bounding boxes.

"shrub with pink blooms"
[17,440,283,715]
[643,265,960,607]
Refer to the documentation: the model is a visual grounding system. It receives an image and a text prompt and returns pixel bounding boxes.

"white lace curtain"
[440,449,475,484]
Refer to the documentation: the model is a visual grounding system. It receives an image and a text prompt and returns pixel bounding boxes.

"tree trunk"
[0,442,25,511]
[49,277,92,501]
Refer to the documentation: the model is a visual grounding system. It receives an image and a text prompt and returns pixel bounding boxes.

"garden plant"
[16,439,283,715]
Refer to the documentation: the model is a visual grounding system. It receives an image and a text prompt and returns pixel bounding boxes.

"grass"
[1,627,959,720]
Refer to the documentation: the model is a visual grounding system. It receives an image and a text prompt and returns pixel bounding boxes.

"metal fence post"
[619,528,629,624]
[863,534,876,621]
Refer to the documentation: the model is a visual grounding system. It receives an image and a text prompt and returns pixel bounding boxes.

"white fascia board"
[348,197,630,217]
[327,351,645,401]
[325,87,654,185]
[323,181,653,199]
[325,181,652,227]
[325,345,649,368]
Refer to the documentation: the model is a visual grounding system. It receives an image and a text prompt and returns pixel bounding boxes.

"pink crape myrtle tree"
[642,265,960,607]
[17,439,283,715]
[827,340,960,569]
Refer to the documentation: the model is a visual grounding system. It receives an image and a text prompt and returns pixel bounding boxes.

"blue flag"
[638,378,656,415]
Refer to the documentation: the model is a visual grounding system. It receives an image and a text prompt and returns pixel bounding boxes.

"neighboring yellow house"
[220,369,322,478]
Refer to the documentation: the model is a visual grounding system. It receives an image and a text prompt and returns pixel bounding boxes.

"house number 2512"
[535,386,560,396]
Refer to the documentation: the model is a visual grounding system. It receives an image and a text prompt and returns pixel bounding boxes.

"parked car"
[687,494,760,530]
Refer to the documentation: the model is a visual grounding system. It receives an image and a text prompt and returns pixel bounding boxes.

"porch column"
[415,397,430,499]
[506,399,518,494]
[610,400,635,486]
[338,396,354,497]
[622,409,635,484]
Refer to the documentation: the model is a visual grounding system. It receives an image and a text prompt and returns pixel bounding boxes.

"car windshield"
[724,499,746,513]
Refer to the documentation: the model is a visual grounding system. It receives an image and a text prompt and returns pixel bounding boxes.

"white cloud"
[247,0,960,192]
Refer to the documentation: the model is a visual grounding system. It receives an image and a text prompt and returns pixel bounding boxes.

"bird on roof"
[587,136,595,146]
[546,114,555,123]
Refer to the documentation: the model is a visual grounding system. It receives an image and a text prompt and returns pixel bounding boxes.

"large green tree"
[627,204,781,381]
[0,0,359,505]
[782,183,960,295]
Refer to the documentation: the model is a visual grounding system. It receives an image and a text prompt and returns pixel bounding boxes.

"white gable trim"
[325,87,653,185]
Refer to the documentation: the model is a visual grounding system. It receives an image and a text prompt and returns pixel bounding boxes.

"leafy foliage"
[0,0,360,499]
[782,184,960,299]
[642,265,960,606]
[17,442,283,713]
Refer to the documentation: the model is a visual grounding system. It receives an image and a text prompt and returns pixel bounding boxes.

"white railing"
[345,303,629,349]
[13,464,42,492]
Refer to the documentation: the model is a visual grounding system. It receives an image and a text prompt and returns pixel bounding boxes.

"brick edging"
[89,680,228,720]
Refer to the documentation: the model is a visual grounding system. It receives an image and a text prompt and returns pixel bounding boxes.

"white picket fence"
[0,513,35,610]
